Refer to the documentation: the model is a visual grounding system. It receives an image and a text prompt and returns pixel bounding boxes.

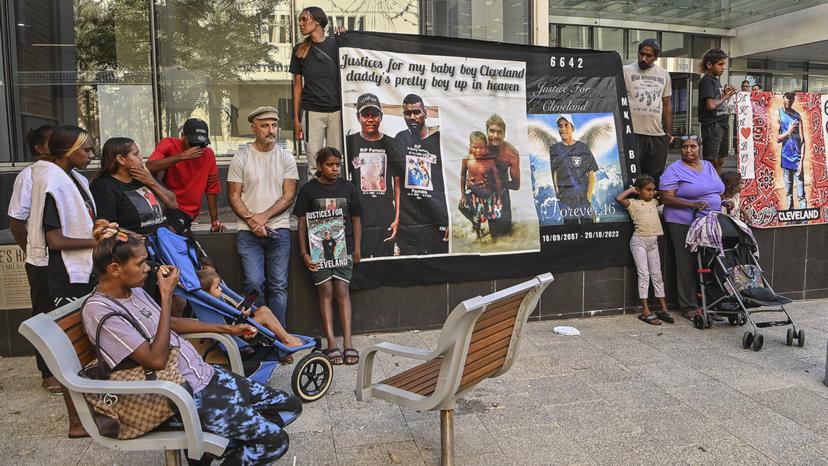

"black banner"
[337,32,637,289]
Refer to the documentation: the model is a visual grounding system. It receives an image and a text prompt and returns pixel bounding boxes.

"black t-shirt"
[698,74,727,127]
[289,37,341,112]
[393,130,448,228]
[549,141,599,201]
[90,175,167,235]
[322,238,336,260]
[42,179,95,298]
[346,133,401,257]
[293,178,362,260]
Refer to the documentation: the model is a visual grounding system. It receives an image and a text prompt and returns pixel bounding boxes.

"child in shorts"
[459,131,502,237]
[616,174,673,325]
[197,268,302,347]
[292,147,362,366]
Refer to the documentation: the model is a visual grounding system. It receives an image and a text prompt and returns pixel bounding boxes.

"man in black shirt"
[549,114,599,225]
[393,94,448,255]
[345,93,401,258]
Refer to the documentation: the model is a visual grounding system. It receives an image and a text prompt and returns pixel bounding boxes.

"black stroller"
[689,212,803,351]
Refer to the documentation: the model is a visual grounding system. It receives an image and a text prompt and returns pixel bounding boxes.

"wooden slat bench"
[355,273,553,465]
[18,295,244,465]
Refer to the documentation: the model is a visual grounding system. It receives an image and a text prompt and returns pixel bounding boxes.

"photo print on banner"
[737,91,828,227]
[336,32,637,289]
[340,48,540,258]
[306,198,350,270]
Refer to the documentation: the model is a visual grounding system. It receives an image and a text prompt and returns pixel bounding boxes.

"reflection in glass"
[559,25,590,49]
[594,27,623,57]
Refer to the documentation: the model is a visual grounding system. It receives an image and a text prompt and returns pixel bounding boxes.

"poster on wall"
[736,91,828,227]
[337,32,637,289]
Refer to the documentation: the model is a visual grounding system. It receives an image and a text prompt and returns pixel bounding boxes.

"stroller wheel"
[728,316,737,326]
[798,329,805,348]
[742,331,754,349]
[751,334,764,352]
[738,314,747,326]
[693,314,705,330]
[291,352,334,402]
[786,329,794,346]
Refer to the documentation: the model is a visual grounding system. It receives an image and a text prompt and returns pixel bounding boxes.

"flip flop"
[638,314,662,325]
[655,311,674,324]
[343,348,360,365]
[323,348,344,365]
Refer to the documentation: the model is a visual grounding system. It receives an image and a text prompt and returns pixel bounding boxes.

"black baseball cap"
[357,93,382,113]
[182,118,210,147]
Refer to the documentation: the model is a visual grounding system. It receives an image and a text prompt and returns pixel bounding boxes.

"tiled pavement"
[2,298,828,465]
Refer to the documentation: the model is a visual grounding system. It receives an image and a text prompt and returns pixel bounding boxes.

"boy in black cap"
[147,118,224,231]
[345,93,402,258]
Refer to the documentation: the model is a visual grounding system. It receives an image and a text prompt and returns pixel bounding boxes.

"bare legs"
[316,279,353,352]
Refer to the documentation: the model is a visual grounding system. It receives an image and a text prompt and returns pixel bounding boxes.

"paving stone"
[337,440,424,466]
[593,379,682,414]
[494,424,596,465]
[287,430,337,466]
[330,407,412,448]
[545,400,643,439]
[524,373,603,407]
[753,386,828,426]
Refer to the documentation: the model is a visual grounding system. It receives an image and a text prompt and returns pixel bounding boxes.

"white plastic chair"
[18,296,244,465]
[356,273,553,465]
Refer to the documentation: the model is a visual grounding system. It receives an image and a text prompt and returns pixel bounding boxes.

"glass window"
[626,30,654,60]
[661,32,690,58]
[808,63,828,92]
[559,25,590,49]
[8,0,154,163]
[423,0,529,45]
[593,27,624,57]
[548,24,558,47]
[692,35,719,57]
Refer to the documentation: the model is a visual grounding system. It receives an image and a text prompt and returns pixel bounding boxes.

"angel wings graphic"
[527,114,617,158]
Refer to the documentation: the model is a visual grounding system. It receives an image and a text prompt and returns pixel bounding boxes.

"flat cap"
[247,106,280,123]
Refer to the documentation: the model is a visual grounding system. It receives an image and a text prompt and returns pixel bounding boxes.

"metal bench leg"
[441,409,454,466]
[165,449,181,466]
[825,341,828,387]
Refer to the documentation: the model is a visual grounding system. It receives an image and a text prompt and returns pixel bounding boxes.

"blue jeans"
[782,167,805,209]
[236,229,290,327]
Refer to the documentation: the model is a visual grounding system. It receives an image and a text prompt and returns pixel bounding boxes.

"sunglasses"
[681,135,700,141]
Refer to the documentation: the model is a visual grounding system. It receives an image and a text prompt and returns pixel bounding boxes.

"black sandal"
[638,314,662,325]
[343,348,360,365]
[655,311,674,324]
[323,348,344,365]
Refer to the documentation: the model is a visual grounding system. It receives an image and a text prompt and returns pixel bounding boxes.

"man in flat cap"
[227,106,299,346]
[345,93,401,258]
[147,117,224,231]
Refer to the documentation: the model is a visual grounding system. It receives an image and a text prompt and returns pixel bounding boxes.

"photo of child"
[359,152,387,193]
[459,131,503,238]
[405,155,433,191]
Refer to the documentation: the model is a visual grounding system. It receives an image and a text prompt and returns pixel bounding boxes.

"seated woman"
[81,222,301,465]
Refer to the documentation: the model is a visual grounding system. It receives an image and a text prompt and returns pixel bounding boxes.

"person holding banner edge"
[291,7,347,177]
[623,38,672,185]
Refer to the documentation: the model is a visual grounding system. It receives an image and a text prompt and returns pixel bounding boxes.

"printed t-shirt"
[293,178,362,269]
[148,137,219,219]
[346,133,400,258]
[289,37,341,112]
[659,160,724,225]
[778,108,804,170]
[82,288,214,394]
[623,63,672,136]
[549,141,599,201]
[227,144,299,231]
[698,74,728,127]
[626,198,663,236]
[42,176,96,298]
[393,130,448,227]
[91,176,167,235]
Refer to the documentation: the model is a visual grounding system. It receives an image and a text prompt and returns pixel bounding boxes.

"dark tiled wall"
[3,224,828,356]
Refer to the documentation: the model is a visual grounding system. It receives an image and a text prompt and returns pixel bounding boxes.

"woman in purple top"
[81,222,302,465]
[659,135,724,319]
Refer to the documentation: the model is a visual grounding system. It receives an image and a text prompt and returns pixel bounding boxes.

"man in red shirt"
[147,118,224,231]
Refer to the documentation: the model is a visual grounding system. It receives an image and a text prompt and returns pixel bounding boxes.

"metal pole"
[163,449,180,466]
[148,0,162,143]
[440,409,454,466]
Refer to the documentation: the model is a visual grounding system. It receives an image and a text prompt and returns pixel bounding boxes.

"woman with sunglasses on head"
[82,222,302,465]
[27,125,97,437]
[290,7,347,177]
[91,137,178,236]
[659,135,724,321]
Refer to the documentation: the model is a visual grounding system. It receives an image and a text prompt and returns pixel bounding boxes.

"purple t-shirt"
[659,160,724,225]
[82,288,214,394]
